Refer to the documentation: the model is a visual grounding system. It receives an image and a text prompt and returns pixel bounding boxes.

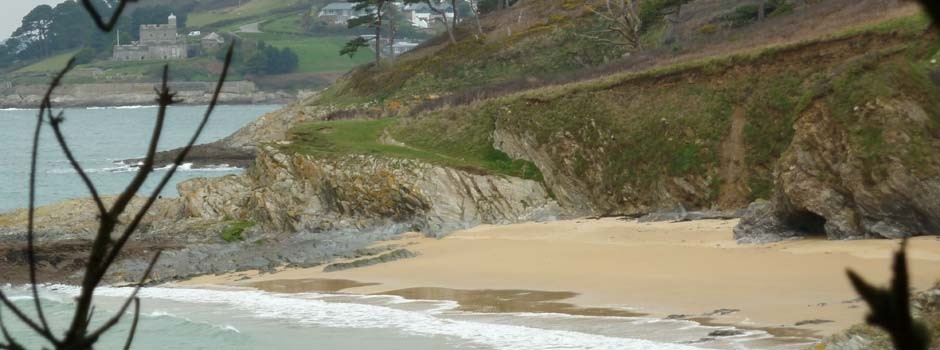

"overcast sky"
[1,0,64,40]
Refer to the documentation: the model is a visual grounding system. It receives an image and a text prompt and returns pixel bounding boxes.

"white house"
[319,2,368,25]
[401,3,454,29]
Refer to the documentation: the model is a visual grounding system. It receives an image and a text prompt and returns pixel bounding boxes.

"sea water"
[0,105,280,213]
[0,105,807,349]
[0,285,807,350]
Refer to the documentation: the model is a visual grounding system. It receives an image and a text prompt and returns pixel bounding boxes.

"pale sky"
[1,0,64,40]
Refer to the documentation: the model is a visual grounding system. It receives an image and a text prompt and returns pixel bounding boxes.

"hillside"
[1,1,939,344]
[0,0,373,96]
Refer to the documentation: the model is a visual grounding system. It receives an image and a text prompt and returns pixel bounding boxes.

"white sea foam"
[48,286,709,350]
[86,105,159,110]
[47,162,242,175]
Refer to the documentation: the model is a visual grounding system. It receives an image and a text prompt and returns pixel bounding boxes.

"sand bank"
[179,218,940,337]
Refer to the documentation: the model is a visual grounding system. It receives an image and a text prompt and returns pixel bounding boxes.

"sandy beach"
[179,218,940,339]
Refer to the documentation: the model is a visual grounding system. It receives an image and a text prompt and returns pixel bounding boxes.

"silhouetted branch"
[48,110,108,216]
[0,307,26,350]
[846,240,931,350]
[121,298,141,350]
[14,55,79,346]
[915,0,940,26]
[1,5,234,349]
[99,44,235,278]
[87,251,161,342]
[80,0,138,31]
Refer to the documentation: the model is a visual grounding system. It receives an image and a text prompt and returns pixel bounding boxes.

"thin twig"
[97,44,235,278]
[0,306,24,350]
[23,57,77,345]
[121,298,141,350]
[47,110,107,216]
[80,0,137,31]
[87,251,161,342]
[0,292,57,344]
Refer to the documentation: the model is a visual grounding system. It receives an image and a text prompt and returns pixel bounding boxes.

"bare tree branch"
[80,0,138,31]
[121,298,141,350]
[87,251,161,342]
[583,0,643,51]
[47,110,108,216]
[0,292,57,345]
[98,44,235,279]
[7,4,233,350]
[23,56,78,344]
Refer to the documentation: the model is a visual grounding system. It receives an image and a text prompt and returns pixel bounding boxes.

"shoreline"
[0,99,290,110]
[177,218,940,343]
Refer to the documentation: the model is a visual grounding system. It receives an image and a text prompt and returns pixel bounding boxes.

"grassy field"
[283,118,543,181]
[260,13,307,34]
[14,50,80,73]
[188,0,303,28]
[241,32,372,73]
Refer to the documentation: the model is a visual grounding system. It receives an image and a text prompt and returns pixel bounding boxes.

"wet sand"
[179,218,940,339]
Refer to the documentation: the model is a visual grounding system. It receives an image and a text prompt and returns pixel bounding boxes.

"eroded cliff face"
[176,146,560,237]
[735,97,940,242]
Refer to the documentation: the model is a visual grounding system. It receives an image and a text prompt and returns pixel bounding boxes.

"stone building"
[201,32,225,50]
[112,14,188,61]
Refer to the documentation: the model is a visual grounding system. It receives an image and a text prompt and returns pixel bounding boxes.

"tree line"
[341,0,520,65]
[0,0,191,68]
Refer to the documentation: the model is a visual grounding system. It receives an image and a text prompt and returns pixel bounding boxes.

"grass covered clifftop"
[281,118,543,182]
[281,8,939,216]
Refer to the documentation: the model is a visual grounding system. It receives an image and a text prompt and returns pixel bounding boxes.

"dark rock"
[323,249,416,272]
[122,141,255,169]
[638,204,741,223]
[703,308,740,316]
[707,329,745,337]
[795,319,834,326]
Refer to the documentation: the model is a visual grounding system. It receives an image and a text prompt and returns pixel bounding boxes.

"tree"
[581,0,643,52]
[405,0,457,44]
[0,2,236,350]
[13,5,55,59]
[478,0,517,14]
[344,0,390,65]
[466,0,484,36]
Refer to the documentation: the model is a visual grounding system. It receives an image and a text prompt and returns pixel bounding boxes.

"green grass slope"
[288,12,939,213]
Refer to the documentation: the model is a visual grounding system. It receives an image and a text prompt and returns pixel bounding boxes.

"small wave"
[221,325,241,333]
[46,286,709,350]
[0,108,35,111]
[46,162,242,175]
[86,105,158,110]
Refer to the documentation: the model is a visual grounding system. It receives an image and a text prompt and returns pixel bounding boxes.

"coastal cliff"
[176,145,559,236]
[0,144,558,282]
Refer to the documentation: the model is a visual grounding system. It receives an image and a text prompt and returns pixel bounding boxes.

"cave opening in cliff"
[786,210,828,236]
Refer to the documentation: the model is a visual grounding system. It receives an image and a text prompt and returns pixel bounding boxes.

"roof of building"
[202,32,224,42]
[404,3,453,13]
[322,2,356,11]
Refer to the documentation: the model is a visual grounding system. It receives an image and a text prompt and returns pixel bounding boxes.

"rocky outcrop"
[0,144,559,282]
[176,145,561,237]
[735,97,940,243]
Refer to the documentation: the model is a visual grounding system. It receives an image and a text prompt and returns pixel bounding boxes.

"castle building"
[112,14,188,61]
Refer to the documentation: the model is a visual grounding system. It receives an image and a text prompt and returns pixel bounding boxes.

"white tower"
[168,13,177,28]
